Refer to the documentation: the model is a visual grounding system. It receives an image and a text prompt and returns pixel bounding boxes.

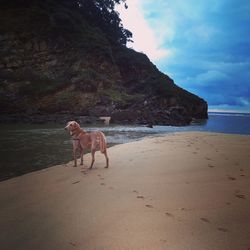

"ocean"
[0,112,249,180]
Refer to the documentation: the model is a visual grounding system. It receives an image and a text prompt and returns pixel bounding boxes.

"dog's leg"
[103,150,109,168]
[80,149,84,165]
[89,149,96,169]
[73,149,77,167]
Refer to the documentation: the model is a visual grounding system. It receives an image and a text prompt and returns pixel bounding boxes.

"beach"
[0,132,250,250]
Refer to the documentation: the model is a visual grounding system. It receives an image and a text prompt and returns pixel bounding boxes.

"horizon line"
[208,109,250,114]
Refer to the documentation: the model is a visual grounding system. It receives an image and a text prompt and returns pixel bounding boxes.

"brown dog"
[65,121,109,169]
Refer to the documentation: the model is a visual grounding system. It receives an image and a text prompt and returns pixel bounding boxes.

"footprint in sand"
[234,190,246,199]
[200,218,210,223]
[228,176,236,181]
[145,204,154,208]
[235,194,246,199]
[69,242,76,247]
[133,190,139,193]
[137,195,144,199]
[205,157,211,161]
[160,239,167,244]
[72,181,80,184]
[217,227,228,232]
[165,212,174,217]
[81,169,88,174]
[226,202,231,205]
[100,183,105,186]
[193,152,197,154]
[208,164,215,168]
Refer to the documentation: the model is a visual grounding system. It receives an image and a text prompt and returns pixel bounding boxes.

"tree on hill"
[0,0,132,45]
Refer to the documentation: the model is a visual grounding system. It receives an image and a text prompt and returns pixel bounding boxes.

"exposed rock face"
[0,6,207,125]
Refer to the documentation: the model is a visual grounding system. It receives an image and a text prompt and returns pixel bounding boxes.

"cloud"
[237,97,250,106]
[176,64,250,108]
[117,0,250,112]
[116,0,173,61]
[193,70,230,85]
[184,25,218,44]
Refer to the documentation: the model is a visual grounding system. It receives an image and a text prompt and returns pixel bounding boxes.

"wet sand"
[0,132,250,250]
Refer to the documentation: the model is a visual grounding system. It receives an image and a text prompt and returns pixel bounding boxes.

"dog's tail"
[99,131,107,153]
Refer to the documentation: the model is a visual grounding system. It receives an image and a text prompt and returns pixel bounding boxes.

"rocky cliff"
[0,1,208,125]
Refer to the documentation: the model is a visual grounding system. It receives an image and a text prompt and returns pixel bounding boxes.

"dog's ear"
[73,121,80,128]
[66,121,73,125]
[65,121,73,128]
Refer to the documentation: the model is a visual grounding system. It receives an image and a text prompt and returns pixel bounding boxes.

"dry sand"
[0,132,250,250]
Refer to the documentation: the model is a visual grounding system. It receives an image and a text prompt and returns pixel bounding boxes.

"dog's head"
[64,121,80,132]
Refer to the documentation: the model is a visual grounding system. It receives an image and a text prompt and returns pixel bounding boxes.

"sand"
[0,132,250,250]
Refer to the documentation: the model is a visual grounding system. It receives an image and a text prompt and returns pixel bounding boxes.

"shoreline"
[0,130,249,182]
[0,113,208,126]
[0,131,250,249]
[0,130,248,182]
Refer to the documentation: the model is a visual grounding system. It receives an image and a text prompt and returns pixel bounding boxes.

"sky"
[116,0,250,113]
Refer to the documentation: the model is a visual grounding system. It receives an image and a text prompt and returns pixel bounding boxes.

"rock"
[25,42,32,50]
[146,123,153,128]
[0,4,208,125]
[39,41,47,51]
[111,110,140,123]
[46,59,57,66]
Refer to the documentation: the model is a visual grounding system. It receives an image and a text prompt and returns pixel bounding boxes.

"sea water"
[0,112,249,180]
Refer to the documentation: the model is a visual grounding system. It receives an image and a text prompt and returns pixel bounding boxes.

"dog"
[65,121,109,169]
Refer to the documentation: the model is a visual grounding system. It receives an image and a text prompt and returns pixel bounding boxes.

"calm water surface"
[0,112,249,180]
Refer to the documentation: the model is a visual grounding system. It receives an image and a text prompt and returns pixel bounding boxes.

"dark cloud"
[145,0,250,111]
